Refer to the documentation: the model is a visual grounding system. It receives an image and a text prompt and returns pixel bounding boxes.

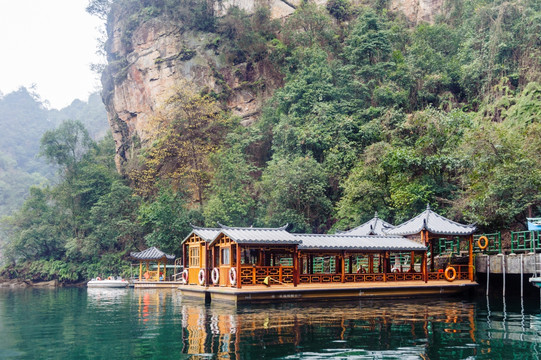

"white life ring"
[391,267,400,273]
[198,269,205,285]
[211,268,220,285]
[229,267,237,286]
[181,269,189,284]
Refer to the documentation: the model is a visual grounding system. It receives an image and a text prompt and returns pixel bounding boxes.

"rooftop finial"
[374,211,378,218]
[426,203,431,210]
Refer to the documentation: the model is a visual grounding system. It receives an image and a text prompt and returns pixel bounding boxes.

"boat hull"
[529,277,541,289]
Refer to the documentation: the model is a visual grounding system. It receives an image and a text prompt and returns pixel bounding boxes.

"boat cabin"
[208,225,300,288]
[181,227,220,285]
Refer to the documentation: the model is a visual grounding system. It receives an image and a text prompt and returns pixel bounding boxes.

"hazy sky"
[0,0,104,109]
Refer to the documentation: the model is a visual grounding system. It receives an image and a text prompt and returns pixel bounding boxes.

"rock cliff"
[102,0,442,171]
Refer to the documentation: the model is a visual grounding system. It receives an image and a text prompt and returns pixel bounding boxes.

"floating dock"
[179,280,477,303]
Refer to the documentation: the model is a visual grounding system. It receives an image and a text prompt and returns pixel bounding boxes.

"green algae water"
[0,288,540,359]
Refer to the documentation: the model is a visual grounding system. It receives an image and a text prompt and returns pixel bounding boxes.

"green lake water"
[0,288,540,359]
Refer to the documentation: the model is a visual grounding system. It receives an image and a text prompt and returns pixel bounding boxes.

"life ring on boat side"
[444,266,457,282]
[391,267,400,273]
[198,269,206,285]
[477,236,489,250]
[181,269,189,284]
[229,268,237,286]
[108,276,113,280]
[96,277,101,281]
[211,268,220,285]
[357,267,366,274]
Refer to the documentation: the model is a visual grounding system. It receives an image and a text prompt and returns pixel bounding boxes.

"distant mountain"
[0,88,109,218]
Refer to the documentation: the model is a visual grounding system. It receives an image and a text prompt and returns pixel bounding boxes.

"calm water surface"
[0,288,540,359]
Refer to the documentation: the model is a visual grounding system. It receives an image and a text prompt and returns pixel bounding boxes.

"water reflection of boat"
[178,299,478,358]
[86,288,129,304]
[87,277,129,288]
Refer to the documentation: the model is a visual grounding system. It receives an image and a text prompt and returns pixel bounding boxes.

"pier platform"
[178,280,477,303]
[131,280,185,289]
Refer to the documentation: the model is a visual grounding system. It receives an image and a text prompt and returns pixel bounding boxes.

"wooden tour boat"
[179,206,479,303]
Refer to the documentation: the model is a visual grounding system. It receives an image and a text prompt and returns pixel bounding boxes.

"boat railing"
[473,232,502,254]
[511,230,541,253]
[239,265,294,286]
[427,264,470,281]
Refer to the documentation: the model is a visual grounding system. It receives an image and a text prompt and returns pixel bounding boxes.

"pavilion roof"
[209,224,301,246]
[130,247,175,261]
[338,212,394,236]
[384,205,476,236]
[182,225,221,244]
[295,234,426,251]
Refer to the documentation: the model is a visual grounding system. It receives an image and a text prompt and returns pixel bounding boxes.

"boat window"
[221,248,230,265]
[189,246,200,267]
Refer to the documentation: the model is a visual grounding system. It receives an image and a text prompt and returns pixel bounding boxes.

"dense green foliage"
[2,0,541,282]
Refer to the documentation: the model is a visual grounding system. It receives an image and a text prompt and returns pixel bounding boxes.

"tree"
[138,186,202,255]
[130,82,232,203]
[204,142,257,227]
[40,119,95,178]
[258,155,332,233]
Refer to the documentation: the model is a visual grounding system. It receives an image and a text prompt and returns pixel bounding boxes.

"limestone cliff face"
[102,0,442,171]
[390,0,443,24]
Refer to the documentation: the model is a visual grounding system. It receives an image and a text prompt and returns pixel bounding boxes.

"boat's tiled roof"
[181,225,221,244]
[295,234,426,251]
[130,246,175,260]
[210,224,301,245]
[338,212,394,236]
[385,205,476,236]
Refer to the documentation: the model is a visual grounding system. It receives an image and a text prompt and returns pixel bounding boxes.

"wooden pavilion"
[384,204,477,281]
[130,246,176,281]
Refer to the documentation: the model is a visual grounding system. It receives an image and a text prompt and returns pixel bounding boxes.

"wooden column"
[422,251,428,283]
[204,243,209,286]
[468,234,474,281]
[293,245,299,287]
[157,260,161,281]
[410,251,415,272]
[236,244,241,289]
[139,261,143,281]
[430,238,435,272]
[369,254,373,273]
[341,251,345,283]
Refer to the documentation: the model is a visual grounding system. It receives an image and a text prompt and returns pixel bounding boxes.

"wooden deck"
[178,280,477,303]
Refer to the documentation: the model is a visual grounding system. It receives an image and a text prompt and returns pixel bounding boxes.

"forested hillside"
[0,89,108,219]
[1,0,540,282]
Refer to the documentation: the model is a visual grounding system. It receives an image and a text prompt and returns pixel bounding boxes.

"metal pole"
[486,255,490,297]
[502,254,506,298]
[520,254,523,298]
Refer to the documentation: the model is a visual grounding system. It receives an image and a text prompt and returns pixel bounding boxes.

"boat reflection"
[86,287,128,305]
[177,299,481,359]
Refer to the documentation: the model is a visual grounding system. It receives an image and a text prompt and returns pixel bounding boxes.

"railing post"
[511,232,515,254]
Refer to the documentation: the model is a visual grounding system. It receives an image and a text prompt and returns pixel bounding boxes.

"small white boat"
[529,277,541,289]
[87,276,129,288]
